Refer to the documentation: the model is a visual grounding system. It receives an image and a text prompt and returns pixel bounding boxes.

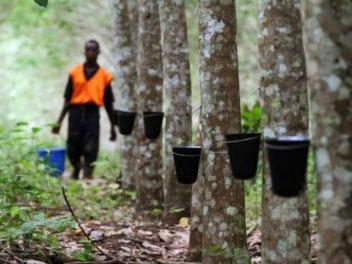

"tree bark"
[111,0,138,189]
[159,0,192,225]
[135,0,163,217]
[188,110,204,262]
[258,1,310,263]
[128,0,138,50]
[198,1,248,263]
[303,1,352,263]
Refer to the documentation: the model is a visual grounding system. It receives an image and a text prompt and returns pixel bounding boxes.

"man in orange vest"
[52,40,116,179]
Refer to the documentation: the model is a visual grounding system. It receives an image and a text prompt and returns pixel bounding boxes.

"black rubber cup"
[143,111,164,139]
[265,137,310,197]
[226,133,261,180]
[115,110,136,135]
[173,146,202,184]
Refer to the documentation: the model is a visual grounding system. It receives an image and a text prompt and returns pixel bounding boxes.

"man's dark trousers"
[67,104,99,179]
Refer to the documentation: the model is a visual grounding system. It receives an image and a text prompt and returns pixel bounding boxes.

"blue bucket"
[37,147,66,177]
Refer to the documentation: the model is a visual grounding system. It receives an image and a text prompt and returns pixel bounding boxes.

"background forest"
[0,0,259,134]
[1,0,340,263]
[0,1,264,262]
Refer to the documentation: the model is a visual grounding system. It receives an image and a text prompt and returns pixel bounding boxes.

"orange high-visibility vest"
[69,64,113,107]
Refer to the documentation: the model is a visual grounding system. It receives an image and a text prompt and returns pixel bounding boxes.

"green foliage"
[73,240,94,261]
[94,151,121,181]
[0,122,128,260]
[170,207,185,214]
[244,172,262,227]
[241,103,263,227]
[0,122,126,261]
[241,102,262,133]
[0,123,72,248]
[0,0,77,126]
[62,150,134,221]
[34,0,48,8]
[8,0,75,68]
[150,208,162,217]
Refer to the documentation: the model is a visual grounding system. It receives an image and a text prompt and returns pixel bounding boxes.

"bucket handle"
[52,134,65,149]
[225,136,261,144]
[172,152,202,157]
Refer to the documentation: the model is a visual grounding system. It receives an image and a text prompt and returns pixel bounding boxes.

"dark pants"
[67,104,100,179]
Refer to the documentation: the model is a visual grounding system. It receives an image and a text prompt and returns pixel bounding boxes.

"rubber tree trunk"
[303,1,352,263]
[258,1,310,263]
[198,1,248,263]
[128,0,138,49]
[135,0,163,217]
[111,0,137,189]
[188,110,204,262]
[159,0,192,225]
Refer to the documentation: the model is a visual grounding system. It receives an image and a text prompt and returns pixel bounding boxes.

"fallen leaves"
[247,227,261,264]
[59,222,190,263]
[0,221,318,264]
[0,177,319,264]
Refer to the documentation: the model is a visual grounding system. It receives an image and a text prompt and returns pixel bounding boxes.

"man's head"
[85,39,100,63]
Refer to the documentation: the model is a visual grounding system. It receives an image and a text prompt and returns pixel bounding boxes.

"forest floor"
[55,177,317,264]
[55,176,262,263]
[2,175,316,264]
[55,220,263,264]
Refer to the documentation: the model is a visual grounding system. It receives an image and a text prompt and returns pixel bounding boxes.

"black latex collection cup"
[115,110,136,135]
[226,133,261,180]
[172,146,202,184]
[143,111,164,139]
[265,136,310,197]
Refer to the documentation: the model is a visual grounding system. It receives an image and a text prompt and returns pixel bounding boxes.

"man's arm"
[52,77,72,134]
[104,83,117,141]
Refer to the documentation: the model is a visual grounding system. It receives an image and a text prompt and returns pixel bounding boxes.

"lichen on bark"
[303,0,352,263]
[111,0,138,189]
[135,0,163,217]
[198,1,248,263]
[188,111,204,262]
[159,0,192,225]
[258,1,311,263]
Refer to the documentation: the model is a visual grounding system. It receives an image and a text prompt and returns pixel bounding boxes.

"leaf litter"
[0,177,318,263]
